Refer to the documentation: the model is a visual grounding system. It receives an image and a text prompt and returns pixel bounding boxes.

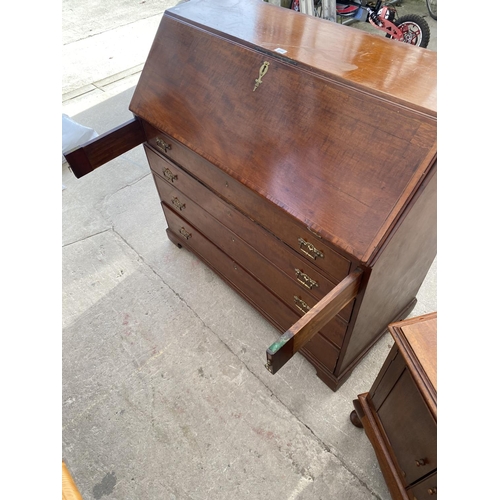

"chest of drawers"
[64,0,437,391]
[351,312,437,499]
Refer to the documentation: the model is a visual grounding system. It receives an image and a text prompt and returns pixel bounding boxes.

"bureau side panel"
[336,167,437,375]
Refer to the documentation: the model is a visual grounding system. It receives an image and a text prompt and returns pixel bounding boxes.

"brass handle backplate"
[171,197,186,211]
[162,167,177,183]
[298,237,324,260]
[156,137,172,153]
[179,227,191,240]
[294,269,318,289]
[293,296,311,314]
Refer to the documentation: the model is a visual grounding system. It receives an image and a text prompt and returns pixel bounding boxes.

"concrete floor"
[62,1,437,499]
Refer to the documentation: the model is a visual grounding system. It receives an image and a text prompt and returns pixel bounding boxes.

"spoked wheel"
[387,14,431,48]
[426,0,437,20]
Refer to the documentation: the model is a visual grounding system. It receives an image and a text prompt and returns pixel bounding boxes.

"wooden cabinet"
[64,0,437,391]
[351,312,437,499]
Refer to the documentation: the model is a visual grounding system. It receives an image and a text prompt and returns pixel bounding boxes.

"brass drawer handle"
[156,137,172,153]
[294,269,318,290]
[293,296,311,314]
[415,459,427,467]
[171,197,186,211]
[162,167,178,183]
[179,227,191,240]
[427,487,437,495]
[298,237,324,260]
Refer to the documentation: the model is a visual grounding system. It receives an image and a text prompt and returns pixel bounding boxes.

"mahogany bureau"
[351,312,437,500]
[64,0,437,391]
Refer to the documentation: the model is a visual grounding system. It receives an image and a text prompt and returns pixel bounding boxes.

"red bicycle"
[289,0,431,48]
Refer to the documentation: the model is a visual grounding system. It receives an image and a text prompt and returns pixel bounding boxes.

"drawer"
[163,203,340,372]
[157,178,349,349]
[144,124,351,282]
[301,332,341,372]
[377,369,437,487]
[407,471,437,499]
[145,144,354,322]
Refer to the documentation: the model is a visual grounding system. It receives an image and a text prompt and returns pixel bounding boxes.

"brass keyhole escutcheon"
[253,61,269,91]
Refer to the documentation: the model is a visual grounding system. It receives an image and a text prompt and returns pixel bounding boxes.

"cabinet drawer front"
[407,471,437,499]
[146,144,354,321]
[163,203,340,371]
[301,331,341,372]
[158,181,348,350]
[378,369,437,486]
[144,124,351,282]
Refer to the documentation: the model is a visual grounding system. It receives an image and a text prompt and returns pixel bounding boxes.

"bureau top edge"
[166,0,437,117]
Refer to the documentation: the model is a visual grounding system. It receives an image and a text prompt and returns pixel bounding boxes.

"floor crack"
[82,227,381,499]
[62,228,111,247]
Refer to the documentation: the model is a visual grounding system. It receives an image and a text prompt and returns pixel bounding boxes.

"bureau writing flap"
[130,0,436,263]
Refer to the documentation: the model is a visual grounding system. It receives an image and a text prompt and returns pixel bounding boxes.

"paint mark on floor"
[93,471,117,499]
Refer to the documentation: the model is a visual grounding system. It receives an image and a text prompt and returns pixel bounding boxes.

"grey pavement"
[62,1,437,499]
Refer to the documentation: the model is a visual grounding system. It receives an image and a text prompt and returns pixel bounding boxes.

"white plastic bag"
[62,114,98,160]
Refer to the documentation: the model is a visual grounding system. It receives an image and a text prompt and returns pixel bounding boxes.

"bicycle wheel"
[387,14,430,48]
[426,0,437,20]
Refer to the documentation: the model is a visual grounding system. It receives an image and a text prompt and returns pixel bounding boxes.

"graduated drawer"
[158,179,348,350]
[144,124,351,282]
[145,144,354,322]
[163,203,340,372]
[406,471,437,499]
[377,369,437,487]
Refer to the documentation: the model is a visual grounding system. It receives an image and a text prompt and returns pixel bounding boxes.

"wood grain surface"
[266,268,362,373]
[389,311,437,416]
[64,118,145,178]
[167,0,437,114]
[130,4,436,263]
[62,462,83,500]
